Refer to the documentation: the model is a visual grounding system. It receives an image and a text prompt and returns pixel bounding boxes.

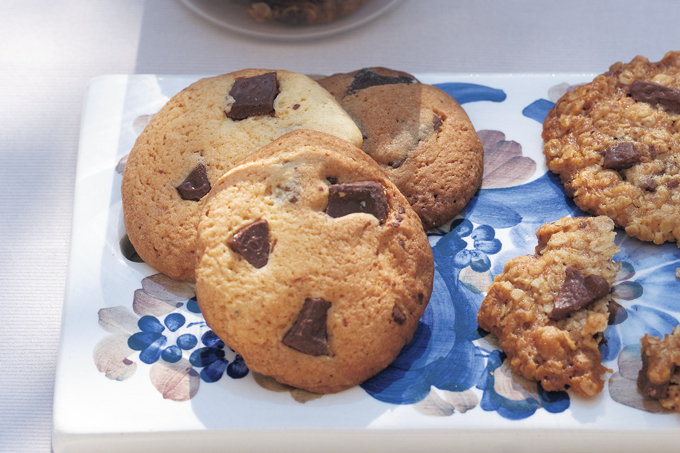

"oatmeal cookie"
[318,67,484,230]
[638,326,680,412]
[543,51,680,246]
[245,0,370,25]
[121,69,362,282]
[195,129,434,394]
[477,216,621,397]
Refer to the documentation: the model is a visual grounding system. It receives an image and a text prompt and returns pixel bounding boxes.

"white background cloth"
[1,1,679,451]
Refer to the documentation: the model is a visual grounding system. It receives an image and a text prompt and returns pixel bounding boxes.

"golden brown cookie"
[543,51,680,246]
[121,69,362,282]
[477,216,621,397]
[245,0,370,25]
[318,67,485,230]
[638,326,680,412]
[195,129,434,394]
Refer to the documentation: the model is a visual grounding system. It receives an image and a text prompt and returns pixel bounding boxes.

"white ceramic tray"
[52,73,680,453]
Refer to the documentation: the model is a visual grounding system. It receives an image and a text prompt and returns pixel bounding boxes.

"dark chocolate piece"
[392,305,406,325]
[226,72,278,120]
[630,80,680,113]
[326,181,388,223]
[176,163,211,201]
[550,267,611,320]
[640,178,658,192]
[345,68,417,96]
[432,114,443,132]
[668,178,680,189]
[387,158,406,168]
[282,298,331,356]
[227,219,270,269]
[637,350,670,399]
[602,142,641,170]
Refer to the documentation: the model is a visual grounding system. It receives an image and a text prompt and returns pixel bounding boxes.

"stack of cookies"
[121,68,485,393]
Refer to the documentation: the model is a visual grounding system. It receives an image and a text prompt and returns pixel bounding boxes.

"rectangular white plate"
[53,74,680,453]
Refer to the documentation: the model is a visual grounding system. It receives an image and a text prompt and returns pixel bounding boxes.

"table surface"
[1,1,679,452]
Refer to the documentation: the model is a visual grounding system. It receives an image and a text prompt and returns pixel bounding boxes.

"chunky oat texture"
[638,325,680,412]
[477,216,621,397]
[543,51,680,246]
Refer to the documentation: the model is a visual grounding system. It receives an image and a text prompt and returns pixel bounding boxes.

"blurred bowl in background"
[180,0,404,41]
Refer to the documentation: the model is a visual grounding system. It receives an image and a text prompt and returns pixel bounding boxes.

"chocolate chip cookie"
[318,67,485,230]
[638,326,680,412]
[121,69,363,282]
[543,51,680,246]
[477,216,621,397]
[195,129,434,394]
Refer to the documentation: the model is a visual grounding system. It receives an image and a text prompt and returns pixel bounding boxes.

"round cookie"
[318,67,485,230]
[543,51,680,246]
[122,69,363,282]
[195,129,434,394]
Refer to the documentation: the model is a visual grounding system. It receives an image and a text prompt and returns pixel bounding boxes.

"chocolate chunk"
[227,219,270,268]
[346,68,418,96]
[630,80,680,113]
[602,142,641,170]
[226,72,278,120]
[326,181,388,223]
[640,178,658,192]
[282,298,331,356]
[649,144,658,160]
[668,178,680,189]
[387,158,406,168]
[638,350,670,399]
[177,163,211,201]
[392,305,406,325]
[550,267,611,320]
[607,299,626,325]
[432,114,442,132]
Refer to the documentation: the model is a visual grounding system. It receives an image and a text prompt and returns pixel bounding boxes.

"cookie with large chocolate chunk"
[543,51,680,246]
[195,130,434,394]
[121,69,363,281]
[477,216,621,397]
[638,326,680,412]
[318,67,484,230]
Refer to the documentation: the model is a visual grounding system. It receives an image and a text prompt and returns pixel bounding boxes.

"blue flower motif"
[432,219,502,272]
[363,173,585,416]
[600,239,680,362]
[127,313,200,365]
[189,331,249,383]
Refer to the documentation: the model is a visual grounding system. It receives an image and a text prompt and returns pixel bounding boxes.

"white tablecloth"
[1,1,679,451]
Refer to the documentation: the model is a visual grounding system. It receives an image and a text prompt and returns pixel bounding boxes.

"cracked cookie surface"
[318,67,484,230]
[477,216,621,397]
[121,69,362,281]
[195,130,434,394]
[638,326,680,412]
[543,51,680,246]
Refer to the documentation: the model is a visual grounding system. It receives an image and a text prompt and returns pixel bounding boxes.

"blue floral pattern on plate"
[98,79,680,419]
